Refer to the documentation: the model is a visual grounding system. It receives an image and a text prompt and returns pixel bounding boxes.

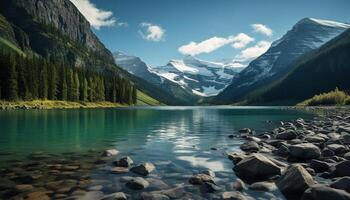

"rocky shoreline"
[224,107,350,200]
[1,107,350,200]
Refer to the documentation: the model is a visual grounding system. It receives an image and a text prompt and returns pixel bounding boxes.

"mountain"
[114,52,199,105]
[151,55,244,97]
[250,28,350,105]
[0,0,159,105]
[215,18,350,104]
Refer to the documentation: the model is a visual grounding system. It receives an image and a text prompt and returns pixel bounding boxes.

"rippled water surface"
[0,106,314,199]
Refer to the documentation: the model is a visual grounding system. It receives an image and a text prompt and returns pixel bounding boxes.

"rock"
[289,143,321,160]
[276,130,298,140]
[302,184,350,200]
[327,144,348,155]
[0,178,16,190]
[147,178,169,190]
[305,135,326,143]
[130,162,155,176]
[15,184,34,192]
[228,152,246,164]
[200,182,220,193]
[310,159,330,172]
[232,179,246,191]
[221,191,248,200]
[322,148,335,157]
[276,164,315,196]
[239,128,252,134]
[332,161,350,177]
[339,126,350,133]
[249,181,276,191]
[113,156,133,167]
[140,192,170,200]
[344,152,350,160]
[240,141,260,152]
[189,174,214,185]
[233,154,282,181]
[102,149,119,157]
[201,170,215,177]
[125,177,149,190]
[274,144,289,156]
[25,191,50,200]
[111,167,129,174]
[343,134,350,144]
[246,136,262,143]
[153,186,185,199]
[331,177,350,193]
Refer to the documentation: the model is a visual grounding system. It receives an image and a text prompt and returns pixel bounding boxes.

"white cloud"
[178,33,254,56]
[231,33,255,49]
[139,23,165,42]
[117,22,128,27]
[251,24,273,36]
[235,41,271,62]
[69,0,116,30]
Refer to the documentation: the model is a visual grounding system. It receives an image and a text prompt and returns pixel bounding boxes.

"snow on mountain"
[151,55,244,96]
[216,17,350,102]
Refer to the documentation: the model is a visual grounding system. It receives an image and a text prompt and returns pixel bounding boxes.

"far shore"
[0,100,127,110]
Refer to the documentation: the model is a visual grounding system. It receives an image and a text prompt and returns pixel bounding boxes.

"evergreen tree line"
[0,50,137,104]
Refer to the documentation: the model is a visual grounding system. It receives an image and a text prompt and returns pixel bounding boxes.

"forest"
[0,50,137,105]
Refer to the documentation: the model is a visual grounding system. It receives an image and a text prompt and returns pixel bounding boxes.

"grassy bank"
[298,88,350,106]
[0,90,163,110]
[0,100,127,110]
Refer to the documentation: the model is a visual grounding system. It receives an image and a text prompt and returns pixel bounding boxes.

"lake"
[0,106,314,199]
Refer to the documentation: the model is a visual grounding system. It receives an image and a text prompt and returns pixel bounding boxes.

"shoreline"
[227,107,350,199]
[0,100,127,110]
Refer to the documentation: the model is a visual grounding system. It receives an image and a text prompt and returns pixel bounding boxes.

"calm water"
[0,106,314,199]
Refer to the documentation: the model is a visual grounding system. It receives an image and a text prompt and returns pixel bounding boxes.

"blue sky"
[70,0,350,66]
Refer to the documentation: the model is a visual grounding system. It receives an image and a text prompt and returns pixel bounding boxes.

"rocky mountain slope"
[0,0,168,104]
[114,52,199,105]
[151,56,244,97]
[215,18,350,104]
[250,28,350,105]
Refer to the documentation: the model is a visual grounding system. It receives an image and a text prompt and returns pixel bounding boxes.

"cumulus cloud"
[70,0,116,30]
[235,41,271,62]
[251,24,273,36]
[178,33,254,56]
[139,23,165,42]
[231,33,255,49]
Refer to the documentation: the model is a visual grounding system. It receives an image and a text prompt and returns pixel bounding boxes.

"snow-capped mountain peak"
[298,18,350,29]
[216,17,350,102]
[151,56,245,97]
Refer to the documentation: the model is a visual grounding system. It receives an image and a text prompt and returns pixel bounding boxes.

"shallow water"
[0,106,314,199]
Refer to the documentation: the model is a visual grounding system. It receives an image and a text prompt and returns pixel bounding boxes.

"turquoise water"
[0,106,314,198]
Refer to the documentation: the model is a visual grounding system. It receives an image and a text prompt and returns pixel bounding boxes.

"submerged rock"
[114,156,133,167]
[189,174,214,185]
[221,191,248,200]
[102,149,119,157]
[301,184,350,200]
[131,162,155,176]
[276,164,315,197]
[125,177,149,190]
[249,181,276,191]
[233,154,282,181]
[200,182,220,193]
[101,192,127,200]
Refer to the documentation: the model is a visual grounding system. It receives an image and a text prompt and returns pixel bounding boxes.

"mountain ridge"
[214,17,350,104]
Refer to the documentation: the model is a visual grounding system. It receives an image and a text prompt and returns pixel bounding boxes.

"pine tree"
[7,57,18,101]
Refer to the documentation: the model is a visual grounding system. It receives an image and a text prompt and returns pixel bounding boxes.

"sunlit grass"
[298,88,350,106]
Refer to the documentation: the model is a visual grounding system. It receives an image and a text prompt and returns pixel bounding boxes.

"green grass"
[136,90,163,106]
[0,100,125,110]
[0,37,26,57]
[298,88,350,106]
